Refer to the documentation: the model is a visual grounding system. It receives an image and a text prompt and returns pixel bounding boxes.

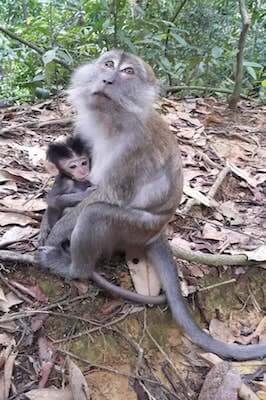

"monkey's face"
[59,155,90,182]
[69,50,158,116]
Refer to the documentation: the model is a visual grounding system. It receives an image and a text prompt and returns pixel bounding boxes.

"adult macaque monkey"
[37,50,266,360]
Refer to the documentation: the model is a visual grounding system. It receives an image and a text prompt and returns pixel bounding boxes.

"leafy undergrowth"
[0,97,265,399]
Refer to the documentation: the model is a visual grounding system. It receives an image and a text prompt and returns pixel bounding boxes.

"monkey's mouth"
[92,91,111,100]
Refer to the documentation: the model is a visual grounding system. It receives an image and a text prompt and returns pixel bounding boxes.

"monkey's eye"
[123,67,134,75]
[81,160,87,166]
[105,60,114,68]
[69,164,77,170]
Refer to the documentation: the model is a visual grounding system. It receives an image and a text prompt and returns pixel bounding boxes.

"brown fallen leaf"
[68,357,91,400]
[235,317,266,345]
[203,112,223,126]
[0,196,46,212]
[31,313,49,332]
[198,361,241,400]
[0,211,35,227]
[4,167,47,183]
[38,336,56,388]
[24,387,73,400]
[0,291,23,313]
[209,319,237,344]
[72,280,89,295]
[0,321,17,334]
[9,280,49,303]
[228,162,263,188]
[0,181,17,195]
[0,334,14,348]
[0,226,39,248]
[0,343,17,400]
[100,299,123,316]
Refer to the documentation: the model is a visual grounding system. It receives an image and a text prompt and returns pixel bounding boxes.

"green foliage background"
[0,0,265,103]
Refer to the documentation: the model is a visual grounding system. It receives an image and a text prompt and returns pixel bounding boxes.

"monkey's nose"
[103,79,113,85]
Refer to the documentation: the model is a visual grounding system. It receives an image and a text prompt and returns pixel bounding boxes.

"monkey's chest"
[90,141,126,185]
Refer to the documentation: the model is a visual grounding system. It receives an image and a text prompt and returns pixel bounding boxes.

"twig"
[0,26,71,71]
[108,327,144,375]
[228,0,251,108]
[0,272,33,304]
[0,207,42,222]
[53,308,132,343]
[164,0,188,58]
[167,85,250,100]
[198,278,236,292]
[60,347,177,399]
[182,165,230,213]
[0,294,95,323]
[146,328,191,397]
[0,26,43,54]
[208,166,231,199]
[197,151,222,170]
[178,212,263,242]
[1,117,72,135]
[161,362,181,395]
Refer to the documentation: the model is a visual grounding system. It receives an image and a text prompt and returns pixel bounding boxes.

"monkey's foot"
[36,246,57,269]
[36,246,72,278]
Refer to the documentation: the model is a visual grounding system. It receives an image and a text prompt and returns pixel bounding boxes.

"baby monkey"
[39,136,93,243]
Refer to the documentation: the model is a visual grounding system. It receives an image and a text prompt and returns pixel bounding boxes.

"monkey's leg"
[38,203,166,304]
[147,237,266,361]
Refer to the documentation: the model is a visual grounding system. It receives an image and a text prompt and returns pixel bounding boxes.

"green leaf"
[35,87,50,98]
[56,49,73,66]
[261,80,266,87]
[246,66,257,80]
[211,46,223,58]
[243,61,263,68]
[170,32,188,47]
[42,49,57,65]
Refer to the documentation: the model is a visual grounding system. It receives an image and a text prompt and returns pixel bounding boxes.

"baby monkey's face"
[60,154,90,182]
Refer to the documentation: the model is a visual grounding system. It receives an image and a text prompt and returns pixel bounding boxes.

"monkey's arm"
[47,187,95,209]
[45,188,109,245]
[38,210,50,245]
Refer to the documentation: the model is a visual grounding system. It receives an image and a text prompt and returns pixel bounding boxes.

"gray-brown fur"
[37,50,266,360]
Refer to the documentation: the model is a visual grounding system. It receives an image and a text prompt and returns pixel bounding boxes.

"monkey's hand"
[38,210,50,246]
[85,186,97,195]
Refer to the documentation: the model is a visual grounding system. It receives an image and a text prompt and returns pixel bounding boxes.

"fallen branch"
[1,117,72,135]
[166,85,249,100]
[170,244,262,267]
[0,250,36,265]
[0,240,264,284]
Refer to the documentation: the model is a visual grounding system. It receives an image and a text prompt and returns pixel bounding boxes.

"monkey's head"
[68,50,158,117]
[47,137,90,182]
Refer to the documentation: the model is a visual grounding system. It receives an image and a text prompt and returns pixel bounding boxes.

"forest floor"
[0,96,265,400]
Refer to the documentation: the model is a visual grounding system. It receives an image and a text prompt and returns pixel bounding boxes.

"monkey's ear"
[46,142,72,164]
[143,61,157,85]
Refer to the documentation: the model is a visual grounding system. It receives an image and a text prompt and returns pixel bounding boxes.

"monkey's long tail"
[92,271,166,305]
[147,237,266,361]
